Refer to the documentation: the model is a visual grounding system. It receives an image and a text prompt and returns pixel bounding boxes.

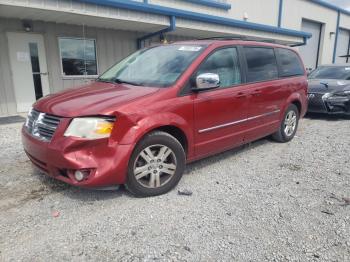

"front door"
[193,47,249,158]
[7,32,50,113]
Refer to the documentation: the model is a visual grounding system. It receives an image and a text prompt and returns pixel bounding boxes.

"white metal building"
[0,0,350,116]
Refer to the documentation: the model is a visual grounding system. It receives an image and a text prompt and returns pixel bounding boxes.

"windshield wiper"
[114,78,142,86]
[96,78,114,83]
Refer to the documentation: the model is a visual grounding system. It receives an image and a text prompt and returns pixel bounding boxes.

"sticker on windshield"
[178,46,202,52]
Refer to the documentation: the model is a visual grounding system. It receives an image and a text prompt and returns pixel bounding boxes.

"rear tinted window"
[244,47,278,82]
[277,48,304,77]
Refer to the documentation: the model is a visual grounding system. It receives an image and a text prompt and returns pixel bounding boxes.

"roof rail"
[196,36,277,43]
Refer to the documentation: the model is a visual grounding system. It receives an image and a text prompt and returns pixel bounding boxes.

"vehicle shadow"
[184,138,269,175]
[32,169,127,202]
[33,137,271,201]
[305,112,350,121]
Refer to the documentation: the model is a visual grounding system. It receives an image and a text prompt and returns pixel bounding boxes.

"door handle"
[236,92,247,98]
[251,91,262,97]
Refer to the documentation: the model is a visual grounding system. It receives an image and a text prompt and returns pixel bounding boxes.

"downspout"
[332,10,340,63]
[278,0,283,27]
[137,16,176,49]
[346,34,350,63]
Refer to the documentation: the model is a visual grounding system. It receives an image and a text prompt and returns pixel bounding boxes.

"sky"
[325,0,350,10]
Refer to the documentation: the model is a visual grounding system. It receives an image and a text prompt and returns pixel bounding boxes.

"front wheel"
[125,131,186,197]
[272,104,299,143]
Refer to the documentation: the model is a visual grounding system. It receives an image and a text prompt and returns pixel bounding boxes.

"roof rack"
[196,36,277,43]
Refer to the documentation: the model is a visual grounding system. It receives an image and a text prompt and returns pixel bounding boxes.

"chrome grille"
[308,93,328,111]
[25,109,61,142]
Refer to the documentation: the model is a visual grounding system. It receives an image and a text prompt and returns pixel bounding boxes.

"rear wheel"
[272,104,299,143]
[125,131,186,197]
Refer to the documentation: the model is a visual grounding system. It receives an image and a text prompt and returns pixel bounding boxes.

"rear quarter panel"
[281,75,308,119]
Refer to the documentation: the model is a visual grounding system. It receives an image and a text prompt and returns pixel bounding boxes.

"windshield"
[309,66,350,80]
[98,44,206,87]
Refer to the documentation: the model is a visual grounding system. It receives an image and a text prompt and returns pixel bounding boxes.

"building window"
[58,38,98,76]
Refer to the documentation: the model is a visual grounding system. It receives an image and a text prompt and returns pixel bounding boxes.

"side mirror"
[193,73,220,91]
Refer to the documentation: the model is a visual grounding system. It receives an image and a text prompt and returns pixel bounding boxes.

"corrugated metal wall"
[0,18,141,116]
[150,0,280,26]
[0,19,17,116]
[335,29,350,64]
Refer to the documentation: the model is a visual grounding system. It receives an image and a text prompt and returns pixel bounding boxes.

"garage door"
[299,20,322,71]
[335,29,350,64]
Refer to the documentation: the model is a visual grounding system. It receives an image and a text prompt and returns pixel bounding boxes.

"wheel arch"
[118,113,194,158]
[291,99,302,114]
[154,125,189,155]
[283,93,306,118]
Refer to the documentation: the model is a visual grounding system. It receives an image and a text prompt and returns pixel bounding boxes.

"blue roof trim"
[77,0,312,39]
[184,0,231,10]
[309,0,350,16]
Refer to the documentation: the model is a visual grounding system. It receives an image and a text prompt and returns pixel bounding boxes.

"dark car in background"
[307,65,350,115]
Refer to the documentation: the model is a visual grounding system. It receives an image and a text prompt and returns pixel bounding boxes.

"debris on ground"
[341,197,350,206]
[177,189,193,196]
[321,210,334,215]
[52,211,60,218]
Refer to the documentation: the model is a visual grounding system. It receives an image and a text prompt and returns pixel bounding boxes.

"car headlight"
[64,117,115,139]
[322,93,332,100]
[25,107,33,127]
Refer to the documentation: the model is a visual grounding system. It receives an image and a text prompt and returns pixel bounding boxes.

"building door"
[335,29,350,64]
[7,32,50,113]
[299,20,322,72]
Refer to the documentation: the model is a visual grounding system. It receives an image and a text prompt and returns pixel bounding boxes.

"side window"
[244,47,278,82]
[196,47,241,88]
[277,48,305,77]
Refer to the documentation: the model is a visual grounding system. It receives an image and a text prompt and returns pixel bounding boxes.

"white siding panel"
[335,29,350,64]
[0,18,141,115]
[0,18,18,116]
[282,0,338,65]
[340,13,350,30]
[0,0,169,27]
[150,0,227,16]
[175,18,301,44]
[299,20,322,71]
[150,0,279,26]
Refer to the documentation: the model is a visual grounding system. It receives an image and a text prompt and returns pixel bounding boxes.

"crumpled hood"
[308,79,350,93]
[34,81,160,117]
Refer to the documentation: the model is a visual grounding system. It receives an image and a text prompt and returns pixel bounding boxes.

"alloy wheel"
[133,144,177,188]
[284,110,297,137]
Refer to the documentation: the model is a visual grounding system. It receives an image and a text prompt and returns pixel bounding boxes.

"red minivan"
[22,40,308,197]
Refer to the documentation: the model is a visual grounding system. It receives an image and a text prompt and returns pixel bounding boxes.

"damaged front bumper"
[307,92,350,114]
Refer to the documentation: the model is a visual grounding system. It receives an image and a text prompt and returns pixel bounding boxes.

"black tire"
[125,131,186,197]
[272,104,299,143]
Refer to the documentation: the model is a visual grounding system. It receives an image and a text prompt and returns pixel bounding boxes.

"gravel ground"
[0,115,349,261]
